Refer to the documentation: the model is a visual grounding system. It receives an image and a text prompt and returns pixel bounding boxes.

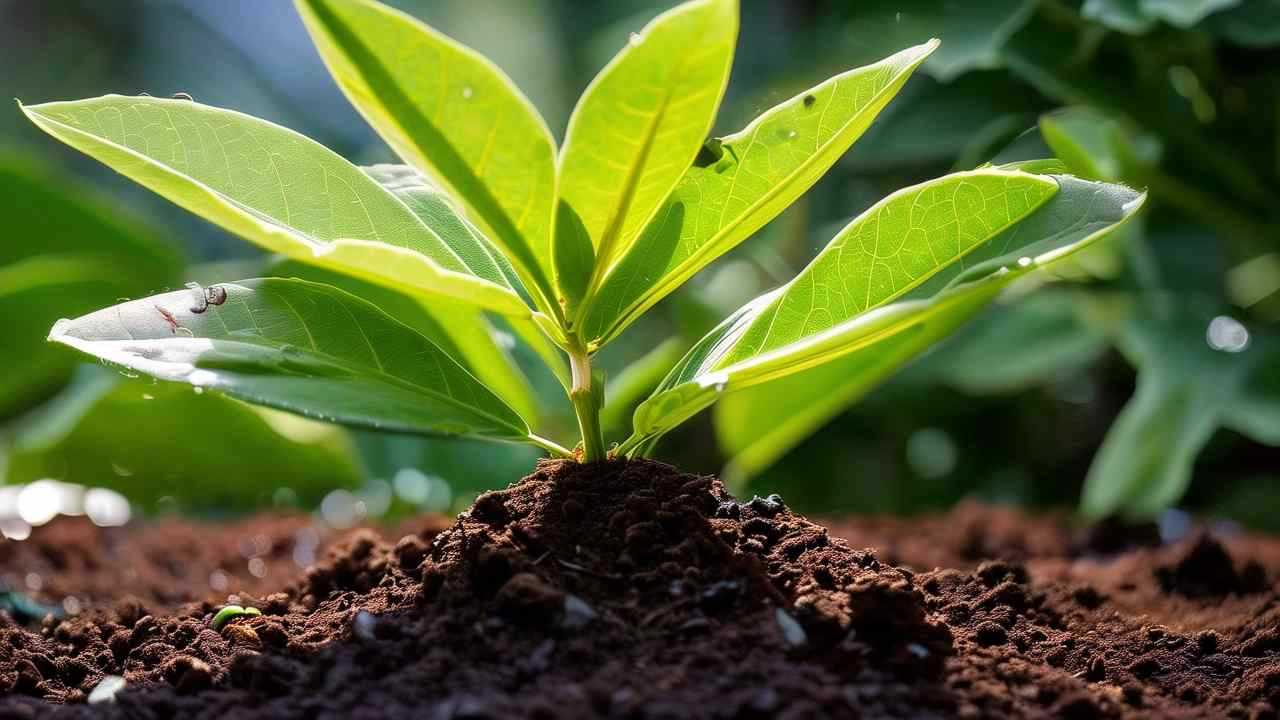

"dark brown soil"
[0,460,1276,718]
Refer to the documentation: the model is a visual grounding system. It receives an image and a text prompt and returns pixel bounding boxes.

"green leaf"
[1205,0,1280,47]
[553,201,595,312]
[1142,0,1241,27]
[1039,107,1126,181]
[558,0,738,310]
[721,171,1059,366]
[715,289,997,485]
[295,0,559,316]
[20,96,528,316]
[1222,354,1280,445]
[47,278,535,443]
[1081,306,1269,517]
[268,259,539,425]
[5,379,363,513]
[1082,0,1159,34]
[581,42,938,347]
[839,1,1035,81]
[1083,0,1240,32]
[1081,370,1228,518]
[627,172,1144,456]
[0,154,181,419]
[926,291,1107,394]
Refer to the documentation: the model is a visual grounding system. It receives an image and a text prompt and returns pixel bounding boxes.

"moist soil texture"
[0,459,1277,718]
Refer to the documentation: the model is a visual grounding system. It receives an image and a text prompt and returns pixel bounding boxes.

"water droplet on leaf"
[1207,315,1249,353]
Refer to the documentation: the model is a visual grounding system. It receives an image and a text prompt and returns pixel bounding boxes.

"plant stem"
[569,347,607,462]
[528,433,575,458]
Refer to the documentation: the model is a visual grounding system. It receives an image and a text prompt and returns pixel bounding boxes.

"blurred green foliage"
[0,0,1276,527]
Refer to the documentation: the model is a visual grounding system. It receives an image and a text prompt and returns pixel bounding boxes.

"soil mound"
[0,460,1276,718]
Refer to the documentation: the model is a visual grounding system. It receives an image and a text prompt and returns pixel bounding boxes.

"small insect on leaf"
[692,138,725,168]
[155,305,181,334]
[186,282,228,314]
[802,94,816,108]
[211,605,261,631]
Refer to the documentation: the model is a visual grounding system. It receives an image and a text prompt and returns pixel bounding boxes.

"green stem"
[528,433,574,458]
[569,347,607,462]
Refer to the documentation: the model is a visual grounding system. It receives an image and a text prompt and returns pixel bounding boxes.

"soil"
[0,459,1276,719]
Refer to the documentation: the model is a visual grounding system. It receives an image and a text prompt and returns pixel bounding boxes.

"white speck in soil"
[775,608,807,647]
[88,675,126,704]
[907,642,930,658]
[353,610,377,641]
[562,594,598,629]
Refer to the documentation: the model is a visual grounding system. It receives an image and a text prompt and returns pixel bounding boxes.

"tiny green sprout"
[211,605,261,631]
[29,0,1144,467]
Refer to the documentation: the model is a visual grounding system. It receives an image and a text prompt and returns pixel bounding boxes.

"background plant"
[0,0,1275,529]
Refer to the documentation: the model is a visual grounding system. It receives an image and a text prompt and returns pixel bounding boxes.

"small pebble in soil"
[88,675,126,704]
[353,610,377,641]
[775,608,807,647]
[747,494,786,517]
[561,594,597,629]
[974,621,1008,647]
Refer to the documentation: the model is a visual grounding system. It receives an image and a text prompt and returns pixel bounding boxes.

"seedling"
[24,0,1142,464]
[211,605,261,631]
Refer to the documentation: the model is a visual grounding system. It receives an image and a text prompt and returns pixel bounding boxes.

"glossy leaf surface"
[296,0,559,315]
[581,42,938,346]
[21,97,528,315]
[48,278,533,442]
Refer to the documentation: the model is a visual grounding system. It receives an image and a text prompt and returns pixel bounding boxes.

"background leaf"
[1082,305,1272,517]
[838,1,1036,81]
[0,154,181,419]
[5,378,363,514]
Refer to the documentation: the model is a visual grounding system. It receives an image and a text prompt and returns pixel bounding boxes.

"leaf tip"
[47,317,72,343]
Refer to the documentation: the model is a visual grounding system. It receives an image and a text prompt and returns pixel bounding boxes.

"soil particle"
[1154,533,1269,598]
[0,460,1276,718]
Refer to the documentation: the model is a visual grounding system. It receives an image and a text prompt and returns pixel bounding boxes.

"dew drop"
[1206,315,1249,353]
[775,128,797,141]
[461,86,474,100]
[192,387,204,395]
[209,569,229,592]
[1016,257,1033,268]
[628,31,642,46]
[84,488,130,527]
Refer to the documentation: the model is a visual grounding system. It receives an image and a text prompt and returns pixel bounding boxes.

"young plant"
[23,0,1143,464]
